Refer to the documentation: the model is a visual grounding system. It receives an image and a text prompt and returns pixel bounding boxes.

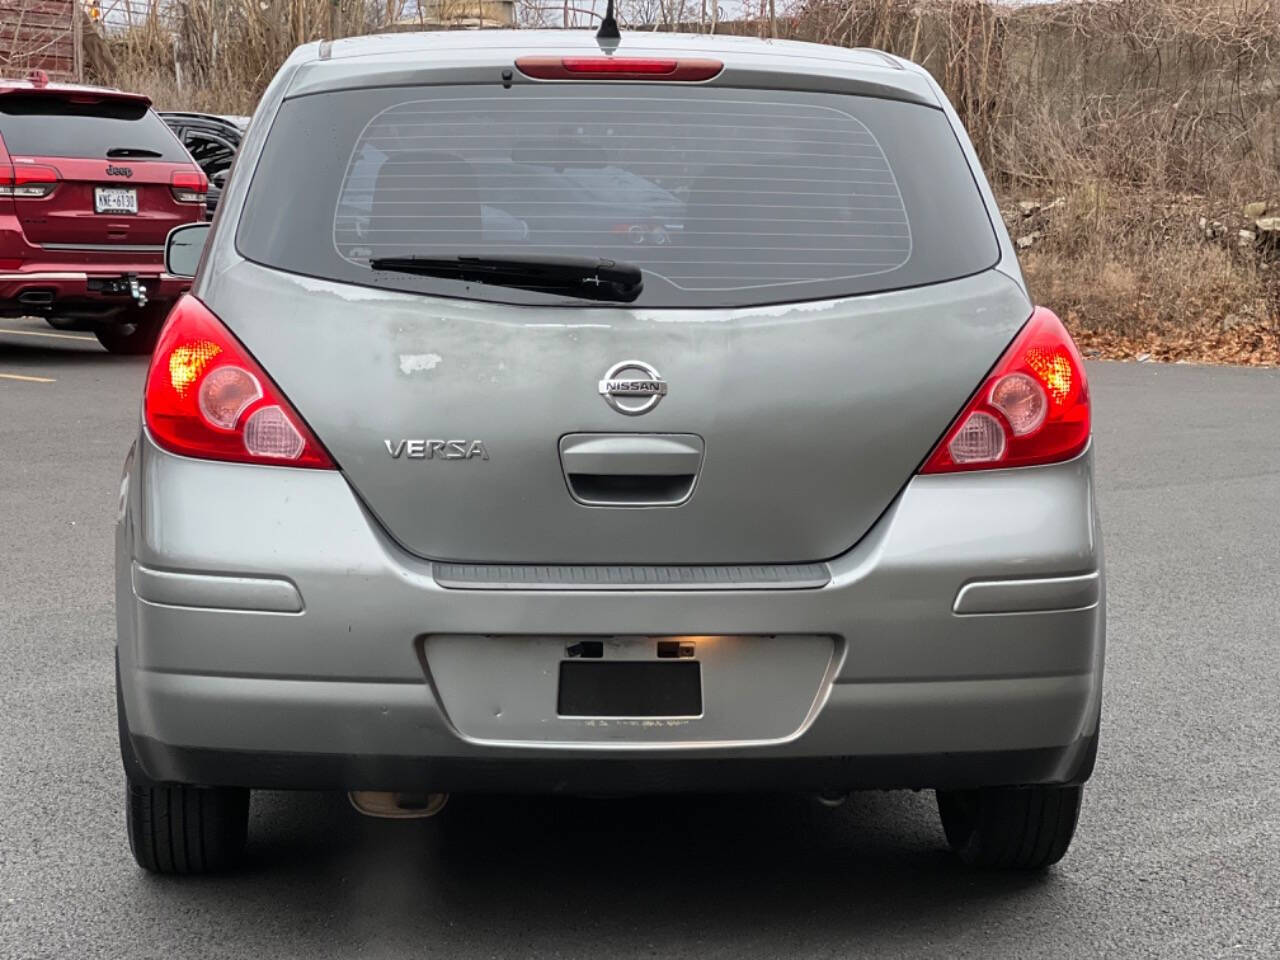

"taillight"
[515,56,723,81]
[170,169,208,203]
[0,165,59,198]
[144,296,335,469]
[921,307,1090,474]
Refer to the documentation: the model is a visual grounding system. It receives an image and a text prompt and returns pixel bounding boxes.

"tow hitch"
[128,275,148,307]
[87,274,148,306]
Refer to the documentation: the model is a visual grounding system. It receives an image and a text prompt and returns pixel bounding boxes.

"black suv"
[159,112,246,217]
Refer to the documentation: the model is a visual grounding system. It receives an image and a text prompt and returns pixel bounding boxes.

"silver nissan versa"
[115,26,1104,875]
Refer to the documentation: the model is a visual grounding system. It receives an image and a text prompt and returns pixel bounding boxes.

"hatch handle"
[559,433,703,476]
[559,433,704,506]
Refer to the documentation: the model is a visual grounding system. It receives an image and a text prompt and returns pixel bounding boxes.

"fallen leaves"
[1068,315,1280,366]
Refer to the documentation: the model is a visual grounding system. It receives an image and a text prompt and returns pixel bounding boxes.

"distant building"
[393,0,515,30]
[0,0,80,80]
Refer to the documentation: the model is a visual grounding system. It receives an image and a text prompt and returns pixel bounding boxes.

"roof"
[286,30,937,105]
[159,111,250,132]
[318,28,905,69]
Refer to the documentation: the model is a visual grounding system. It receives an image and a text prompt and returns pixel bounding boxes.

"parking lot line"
[0,372,56,383]
[0,327,97,342]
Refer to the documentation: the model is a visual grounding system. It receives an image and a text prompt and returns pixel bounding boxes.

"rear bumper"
[121,666,1100,792]
[129,734,1099,794]
[116,435,1105,793]
[0,269,188,313]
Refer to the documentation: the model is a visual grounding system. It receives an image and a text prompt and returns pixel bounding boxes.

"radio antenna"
[596,0,621,40]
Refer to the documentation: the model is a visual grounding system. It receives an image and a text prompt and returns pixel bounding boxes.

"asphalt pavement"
[1,315,1278,959]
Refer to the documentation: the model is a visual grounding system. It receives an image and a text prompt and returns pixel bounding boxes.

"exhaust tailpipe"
[17,289,55,307]
[348,791,449,819]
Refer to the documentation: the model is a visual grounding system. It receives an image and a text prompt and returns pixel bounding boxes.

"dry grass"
[784,0,1280,360]
[1026,239,1260,332]
[95,0,422,112]
[87,0,1280,361]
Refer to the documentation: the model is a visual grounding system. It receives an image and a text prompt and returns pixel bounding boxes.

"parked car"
[159,112,246,217]
[0,71,207,353]
[117,30,1104,875]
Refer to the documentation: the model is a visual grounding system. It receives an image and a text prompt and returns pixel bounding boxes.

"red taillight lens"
[0,164,59,198]
[921,307,1090,474]
[170,169,208,203]
[563,57,676,74]
[144,296,335,469]
[515,56,723,81]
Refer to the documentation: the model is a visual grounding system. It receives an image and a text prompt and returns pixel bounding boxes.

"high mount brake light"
[0,165,59,198]
[562,57,676,74]
[170,169,208,203]
[144,296,335,468]
[515,56,723,82]
[921,307,1090,473]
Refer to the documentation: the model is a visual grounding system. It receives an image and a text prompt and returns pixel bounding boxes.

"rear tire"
[126,776,249,874]
[95,302,170,355]
[936,784,1082,870]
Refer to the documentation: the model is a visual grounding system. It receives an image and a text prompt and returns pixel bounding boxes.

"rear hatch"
[219,70,1029,565]
[0,90,202,254]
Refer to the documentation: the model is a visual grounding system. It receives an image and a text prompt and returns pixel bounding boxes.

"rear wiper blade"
[106,147,164,158]
[369,253,643,303]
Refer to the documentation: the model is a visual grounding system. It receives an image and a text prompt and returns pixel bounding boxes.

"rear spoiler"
[0,71,151,106]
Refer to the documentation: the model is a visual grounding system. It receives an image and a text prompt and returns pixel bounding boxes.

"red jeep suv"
[0,72,206,353]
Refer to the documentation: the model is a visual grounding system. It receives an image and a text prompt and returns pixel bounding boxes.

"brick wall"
[0,0,79,81]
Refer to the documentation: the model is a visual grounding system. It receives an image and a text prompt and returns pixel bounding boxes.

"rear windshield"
[237,85,1000,308]
[0,96,187,161]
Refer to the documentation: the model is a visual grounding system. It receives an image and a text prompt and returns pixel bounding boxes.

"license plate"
[94,187,137,215]
[557,660,702,718]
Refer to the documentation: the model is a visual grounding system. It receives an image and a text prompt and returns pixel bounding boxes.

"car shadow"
[0,336,142,366]
[154,789,1058,950]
